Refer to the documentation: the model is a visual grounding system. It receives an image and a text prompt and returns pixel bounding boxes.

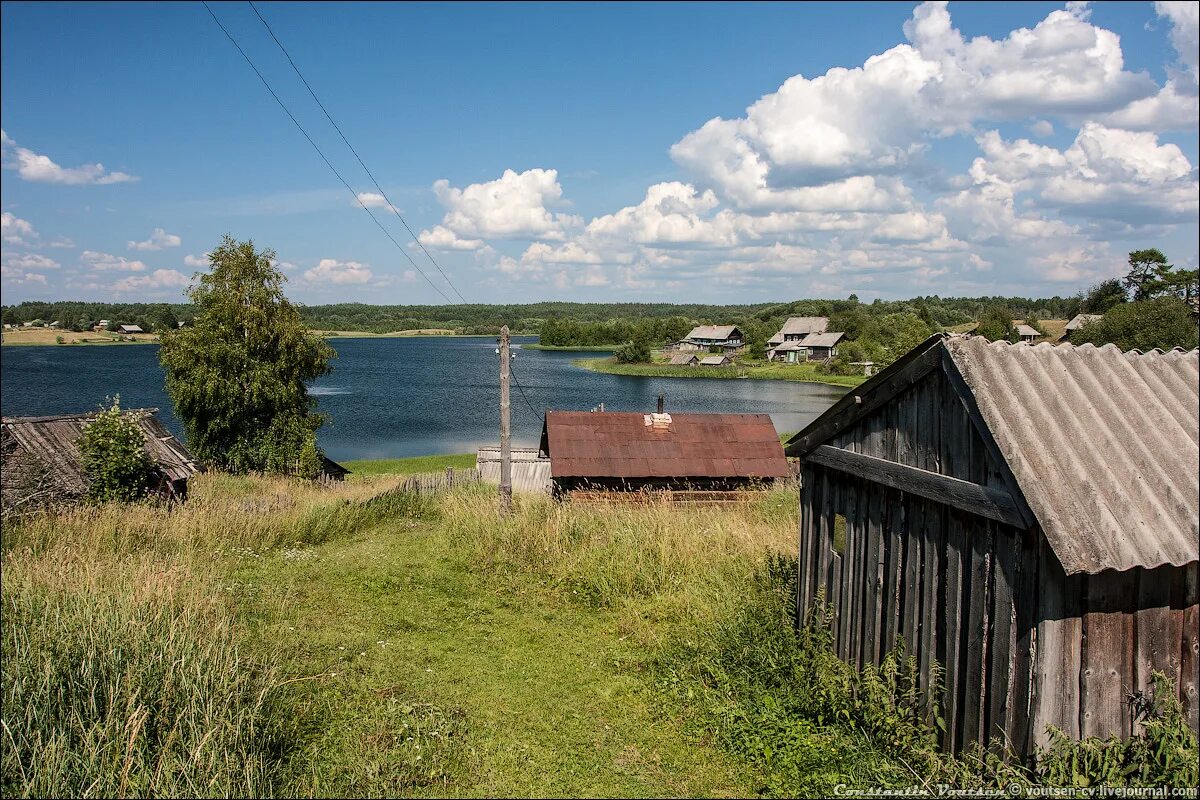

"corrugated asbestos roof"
[799,332,846,348]
[1,409,201,494]
[944,337,1199,574]
[541,411,789,479]
[1065,313,1103,332]
[686,325,740,341]
[476,447,551,493]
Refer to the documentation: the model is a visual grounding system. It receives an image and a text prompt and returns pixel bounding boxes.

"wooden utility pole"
[499,325,512,515]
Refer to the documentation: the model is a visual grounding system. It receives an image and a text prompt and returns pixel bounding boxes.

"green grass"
[575,357,865,387]
[341,454,477,477]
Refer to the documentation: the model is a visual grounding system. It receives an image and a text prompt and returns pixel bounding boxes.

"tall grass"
[1,555,284,797]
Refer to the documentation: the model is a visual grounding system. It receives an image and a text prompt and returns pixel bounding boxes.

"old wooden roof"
[799,331,846,348]
[769,316,829,344]
[1013,324,1041,338]
[786,334,1199,574]
[668,353,698,365]
[540,411,789,480]
[698,355,730,365]
[1065,313,1103,331]
[1,410,200,494]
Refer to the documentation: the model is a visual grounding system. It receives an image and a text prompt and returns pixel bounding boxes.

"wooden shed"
[784,334,1198,758]
[540,410,789,498]
[476,446,552,493]
[1,409,201,507]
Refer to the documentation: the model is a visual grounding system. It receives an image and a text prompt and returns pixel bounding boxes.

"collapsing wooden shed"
[784,334,1199,758]
[1,409,201,508]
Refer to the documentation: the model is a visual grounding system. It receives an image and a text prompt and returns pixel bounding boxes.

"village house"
[679,325,745,354]
[766,316,828,358]
[785,334,1199,758]
[539,409,789,498]
[667,353,699,366]
[1013,323,1040,343]
[698,354,732,367]
[1,409,202,508]
[1064,313,1103,338]
[770,330,846,363]
[92,319,110,332]
[118,324,145,335]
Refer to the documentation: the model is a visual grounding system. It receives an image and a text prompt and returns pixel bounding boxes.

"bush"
[613,337,651,364]
[1069,297,1198,351]
[79,398,155,504]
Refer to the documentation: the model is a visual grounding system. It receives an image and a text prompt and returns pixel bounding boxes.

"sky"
[1,1,1197,306]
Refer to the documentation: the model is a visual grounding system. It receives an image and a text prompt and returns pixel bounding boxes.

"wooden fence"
[393,467,481,495]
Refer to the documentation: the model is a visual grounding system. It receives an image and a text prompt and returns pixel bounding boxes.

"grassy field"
[1,328,160,346]
[576,356,865,387]
[341,454,477,478]
[0,475,785,796]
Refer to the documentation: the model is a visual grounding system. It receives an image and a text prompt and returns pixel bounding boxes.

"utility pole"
[498,325,512,515]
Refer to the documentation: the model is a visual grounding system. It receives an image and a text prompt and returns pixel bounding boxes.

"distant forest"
[2,295,1083,337]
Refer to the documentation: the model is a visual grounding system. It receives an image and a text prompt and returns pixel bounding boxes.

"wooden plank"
[960,514,993,750]
[987,526,1018,749]
[1007,528,1039,756]
[919,499,943,727]
[1181,563,1198,733]
[881,488,905,655]
[1134,566,1174,734]
[1032,544,1082,749]
[837,478,857,662]
[787,340,943,456]
[941,509,966,752]
[900,494,921,653]
[863,483,883,667]
[818,468,836,616]
[808,445,1025,528]
[1080,571,1137,739]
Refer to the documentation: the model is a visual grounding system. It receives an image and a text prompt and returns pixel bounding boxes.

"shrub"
[1069,297,1198,351]
[79,398,155,504]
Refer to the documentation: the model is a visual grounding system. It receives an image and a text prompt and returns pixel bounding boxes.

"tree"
[1069,297,1198,352]
[1123,249,1173,302]
[613,330,651,364]
[973,305,1013,342]
[870,312,934,365]
[80,397,155,503]
[1081,278,1128,314]
[159,236,334,477]
[1023,313,1046,336]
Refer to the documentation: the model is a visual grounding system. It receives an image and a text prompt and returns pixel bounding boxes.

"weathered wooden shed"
[476,446,552,493]
[1,409,201,507]
[540,410,789,497]
[784,334,1199,758]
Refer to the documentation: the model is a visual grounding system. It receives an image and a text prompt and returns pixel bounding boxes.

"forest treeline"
[2,294,1082,336]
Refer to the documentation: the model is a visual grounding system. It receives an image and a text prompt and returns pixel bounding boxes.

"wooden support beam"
[806,444,1026,528]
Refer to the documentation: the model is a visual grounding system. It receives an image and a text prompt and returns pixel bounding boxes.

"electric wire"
[247,0,468,304]
[508,358,542,422]
[201,1,455,303]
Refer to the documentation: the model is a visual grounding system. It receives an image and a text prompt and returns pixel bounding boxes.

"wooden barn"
[1,409,201,508]
[784,334,1199,758]
[539,410,789,498]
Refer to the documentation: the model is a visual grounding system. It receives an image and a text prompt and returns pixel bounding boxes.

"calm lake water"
[0,337,845,460]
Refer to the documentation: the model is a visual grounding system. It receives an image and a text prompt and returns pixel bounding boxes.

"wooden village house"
[539,410,789,499]
[675,325,746,355]
[1064,313,1103,338]
[1,410,201,509]
[766,316,828,360]
[784,334,1199,758]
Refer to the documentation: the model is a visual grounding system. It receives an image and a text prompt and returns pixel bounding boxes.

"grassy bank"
[1,329,160,346]
[341,453,476,477]
[575,356,865,387]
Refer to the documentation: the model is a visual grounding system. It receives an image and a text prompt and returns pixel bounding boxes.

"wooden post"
[499,325,512,515]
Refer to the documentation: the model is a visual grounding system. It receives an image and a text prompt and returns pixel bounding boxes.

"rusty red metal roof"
[540,411,789,479]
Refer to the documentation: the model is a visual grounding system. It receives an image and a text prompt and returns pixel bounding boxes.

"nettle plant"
[80,397,155,504]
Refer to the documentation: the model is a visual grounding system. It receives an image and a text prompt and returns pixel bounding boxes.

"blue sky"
[2,1,1197,305]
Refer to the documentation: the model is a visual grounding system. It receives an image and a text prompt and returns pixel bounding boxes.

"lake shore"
[520,343,620,351]
[1,330,160,346]
[573,356,866,387]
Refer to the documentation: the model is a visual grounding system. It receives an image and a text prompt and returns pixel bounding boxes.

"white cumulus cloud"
[1,212,37,245]
[127,228,182,251]
[1,129,138,185]
[304,258,374,285]
[112,269,191,293]
[81,251,148,272]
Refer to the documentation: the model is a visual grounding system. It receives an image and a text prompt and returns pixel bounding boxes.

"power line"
[247,1,469,305]
[200,1,454,304]
[508,357,542,422]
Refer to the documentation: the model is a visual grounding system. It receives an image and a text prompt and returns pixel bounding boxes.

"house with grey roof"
[767,317,828,358]
[681,325,745,354]
[1064,313,1103,338]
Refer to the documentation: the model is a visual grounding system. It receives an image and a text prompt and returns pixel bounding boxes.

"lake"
[0,337,845,460]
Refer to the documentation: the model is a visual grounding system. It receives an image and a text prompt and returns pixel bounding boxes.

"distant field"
[340,453,476,478]
[1,328,159,346]
[316,329,459,338]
